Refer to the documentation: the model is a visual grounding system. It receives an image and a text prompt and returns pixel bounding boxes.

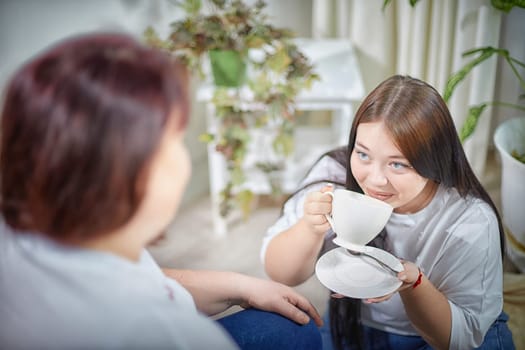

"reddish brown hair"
[0,32,189,243]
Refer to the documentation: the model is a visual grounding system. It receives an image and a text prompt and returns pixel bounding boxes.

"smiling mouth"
[366,189,392,201]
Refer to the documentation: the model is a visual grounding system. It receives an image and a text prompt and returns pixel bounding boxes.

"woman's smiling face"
[350,121,437,214]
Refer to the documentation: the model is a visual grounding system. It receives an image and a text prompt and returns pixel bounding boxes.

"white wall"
[0,1,164,85]
[0,0,206,204]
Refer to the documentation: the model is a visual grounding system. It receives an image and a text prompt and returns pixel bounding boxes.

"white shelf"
[241,126,337,194]
[197,39,365,104]
[198,39,365,235]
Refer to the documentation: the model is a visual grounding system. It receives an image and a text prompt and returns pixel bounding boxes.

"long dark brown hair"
[0,33,189,244]
[299,75,504,349]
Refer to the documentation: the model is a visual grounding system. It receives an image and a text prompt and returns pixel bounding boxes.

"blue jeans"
[217,308,322,350]
[320,310,515,350]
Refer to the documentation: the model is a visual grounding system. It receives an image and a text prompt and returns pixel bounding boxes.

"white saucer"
[315,247,402,299]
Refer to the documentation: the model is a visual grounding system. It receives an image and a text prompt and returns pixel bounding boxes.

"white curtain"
[312,0,502,176]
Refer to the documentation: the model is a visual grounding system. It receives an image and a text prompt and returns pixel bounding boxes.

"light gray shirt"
[0,221,238,350]
[261,155,503,349]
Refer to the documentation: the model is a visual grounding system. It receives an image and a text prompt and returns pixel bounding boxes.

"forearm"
[400,274,451,350]
[163,268,243,316]
[264,218,325,286]
[163,268,324,327]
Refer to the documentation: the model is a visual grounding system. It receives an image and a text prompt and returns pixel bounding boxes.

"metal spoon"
[333,238,404,273]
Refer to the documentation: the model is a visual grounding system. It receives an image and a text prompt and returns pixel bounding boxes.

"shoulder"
[298,155,346,188]
[426,188,503,349]
[0,247,237,348]
[438,187,499,246]
[288,155,346,207]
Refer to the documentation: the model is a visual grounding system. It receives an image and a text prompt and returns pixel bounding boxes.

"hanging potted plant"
[208,49,246,87]
[145,0,319,218]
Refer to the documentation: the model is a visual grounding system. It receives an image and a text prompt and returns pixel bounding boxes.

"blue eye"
[392,162,404,169]
[391,162,411,170]
[357,151,369,160]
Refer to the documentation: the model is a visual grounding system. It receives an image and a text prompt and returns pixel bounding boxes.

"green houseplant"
[432,1,525,274]
[383,0,525,159]
[145,0,318,218]
[443,46,525,147]
[438,14,525,247]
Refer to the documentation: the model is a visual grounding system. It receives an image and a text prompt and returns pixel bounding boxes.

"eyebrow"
[354,141,408,160]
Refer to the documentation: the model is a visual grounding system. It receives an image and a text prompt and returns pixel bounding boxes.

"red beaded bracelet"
[412,268,423,289]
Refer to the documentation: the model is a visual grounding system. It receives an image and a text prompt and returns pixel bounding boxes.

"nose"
[368,164,388,187]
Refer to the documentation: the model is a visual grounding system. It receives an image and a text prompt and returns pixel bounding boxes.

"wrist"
[299,217,326,237]
[412,267,423,289]
[228,271,248,307]
[399,265,424,294]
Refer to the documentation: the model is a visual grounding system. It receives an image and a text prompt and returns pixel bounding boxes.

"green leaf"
[267,47,292,73]
[229,125,250,143]
[254,114,270,128]
[443,48,496,103]
[219,182,234,217]
[230,166,245,186]
[232,145,247,164]
[245,35,267,48]
[255,162,283,173]
[210,0,225,9]
[212,88,237,107]
[198,132,215,143]
[506,56,525,91]
[248,73,272,99]
[272,132,293,156]
[182,0,202,15]
[382,0,420,11]
[511,149,525,163]
[459,104,487,142]
[490,0,525,12]
[143,27,172,51]
[236,189,255,219]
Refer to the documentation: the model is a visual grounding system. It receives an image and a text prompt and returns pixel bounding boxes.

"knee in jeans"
[293,318,322,350]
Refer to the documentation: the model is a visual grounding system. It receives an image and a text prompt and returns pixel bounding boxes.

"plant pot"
[494,116,525,272]
[209,50,246,87]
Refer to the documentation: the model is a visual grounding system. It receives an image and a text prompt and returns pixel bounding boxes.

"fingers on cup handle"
[324,213,334,229]
[321,187,335,229]
[321,184,334,198]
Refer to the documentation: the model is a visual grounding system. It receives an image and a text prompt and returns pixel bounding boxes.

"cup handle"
[323,191,335,231]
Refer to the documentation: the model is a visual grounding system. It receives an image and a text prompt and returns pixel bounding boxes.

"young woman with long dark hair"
[262,75,515,349]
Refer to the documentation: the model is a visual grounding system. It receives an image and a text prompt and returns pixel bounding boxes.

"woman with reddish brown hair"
[262,75,515,349]
[0,32,322,349]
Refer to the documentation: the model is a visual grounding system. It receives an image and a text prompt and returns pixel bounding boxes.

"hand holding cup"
[302,185,334,236]
[323,189,393,246]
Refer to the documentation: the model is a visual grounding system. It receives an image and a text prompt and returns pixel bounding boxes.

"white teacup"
[325,189,393,246]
